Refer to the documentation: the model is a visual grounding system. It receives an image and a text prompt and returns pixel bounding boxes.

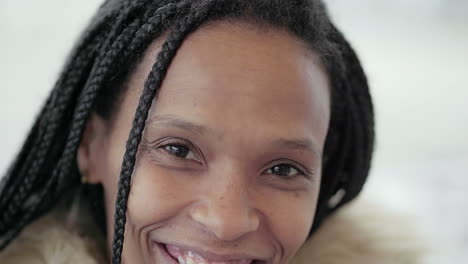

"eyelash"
[263,163,306,179]
[159,142,308,179]
[158,141,199,161]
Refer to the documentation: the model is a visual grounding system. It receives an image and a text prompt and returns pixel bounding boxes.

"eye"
[161,144,197,161]
[265,163,304,178]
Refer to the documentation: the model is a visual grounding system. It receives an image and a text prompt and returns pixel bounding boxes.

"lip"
[153,242,178,264]
[152,241,269,264]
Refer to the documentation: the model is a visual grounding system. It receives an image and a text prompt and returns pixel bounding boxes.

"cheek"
[125,156,195,227]
[263,187,318,258]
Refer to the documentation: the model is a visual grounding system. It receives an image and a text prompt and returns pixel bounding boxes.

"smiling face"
[77,21,330,264]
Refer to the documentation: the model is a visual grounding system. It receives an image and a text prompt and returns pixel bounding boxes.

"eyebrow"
[147,115,321,157]
[146,114,208,135]
[273,138,322,158]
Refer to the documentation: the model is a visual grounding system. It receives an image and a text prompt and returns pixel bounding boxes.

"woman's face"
[78,22,330,264]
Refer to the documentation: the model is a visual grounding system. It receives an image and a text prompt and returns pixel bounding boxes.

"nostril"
[190,201,260,241]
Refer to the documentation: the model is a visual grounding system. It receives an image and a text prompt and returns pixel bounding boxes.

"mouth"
[153,242,268,264]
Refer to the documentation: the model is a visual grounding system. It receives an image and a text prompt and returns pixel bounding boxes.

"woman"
[0,0,422,263]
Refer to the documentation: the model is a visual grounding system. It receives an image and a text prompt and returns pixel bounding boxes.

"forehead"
[127,21,330,150]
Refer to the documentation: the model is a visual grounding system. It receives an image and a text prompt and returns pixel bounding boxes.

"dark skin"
[78,22,330,264]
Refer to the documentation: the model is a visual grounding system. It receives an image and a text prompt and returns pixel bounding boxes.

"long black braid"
[110,2,216,262]
[0,1,374,263]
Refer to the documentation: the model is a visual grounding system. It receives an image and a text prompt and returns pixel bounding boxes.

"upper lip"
[159,241,269,262]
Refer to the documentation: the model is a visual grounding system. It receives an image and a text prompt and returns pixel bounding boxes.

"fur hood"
[0,198,425,263]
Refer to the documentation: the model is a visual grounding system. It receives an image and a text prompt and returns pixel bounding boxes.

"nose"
[190,179,260,241]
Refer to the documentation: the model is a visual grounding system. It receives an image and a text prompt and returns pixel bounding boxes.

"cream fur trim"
[0,199,425,263]
[292,199,426,264]
[0,212,102,264]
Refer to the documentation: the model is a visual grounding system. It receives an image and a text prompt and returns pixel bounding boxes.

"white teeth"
[186,256,195,264]
[178,256,186,264]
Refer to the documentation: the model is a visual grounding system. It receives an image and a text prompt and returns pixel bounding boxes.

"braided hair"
[0,0,374,263]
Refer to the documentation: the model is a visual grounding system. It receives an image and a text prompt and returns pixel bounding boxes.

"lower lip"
[153,242,264,264]
[154,242,178,264]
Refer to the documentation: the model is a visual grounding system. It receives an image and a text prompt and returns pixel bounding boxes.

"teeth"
[178,256,186,264]
[175,249,249,264]
[186,256,195,264]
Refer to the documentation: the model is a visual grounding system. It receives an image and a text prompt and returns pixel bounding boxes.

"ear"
[77,113,107,184]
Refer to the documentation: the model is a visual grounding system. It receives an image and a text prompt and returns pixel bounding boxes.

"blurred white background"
[1,0,467,263]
